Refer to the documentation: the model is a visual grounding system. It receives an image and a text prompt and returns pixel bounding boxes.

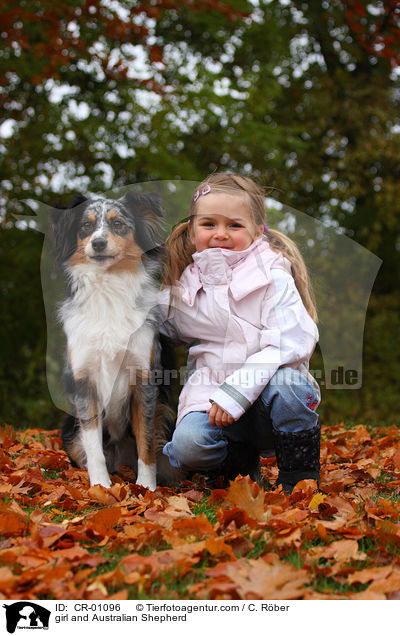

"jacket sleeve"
[209,267,319,420]
[157,288,185,346]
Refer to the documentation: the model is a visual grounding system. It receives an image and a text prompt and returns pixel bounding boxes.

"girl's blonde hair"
[163,173,317,322]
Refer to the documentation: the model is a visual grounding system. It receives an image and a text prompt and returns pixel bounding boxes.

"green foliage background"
[1,0,399,429]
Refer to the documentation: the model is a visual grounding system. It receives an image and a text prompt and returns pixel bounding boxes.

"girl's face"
[190,192,264,253]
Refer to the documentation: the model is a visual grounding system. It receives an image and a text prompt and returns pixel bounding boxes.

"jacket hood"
[179,236,291,305]
[192,236,265,272]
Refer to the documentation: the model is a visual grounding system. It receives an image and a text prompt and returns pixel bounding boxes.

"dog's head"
[51,191,164,273]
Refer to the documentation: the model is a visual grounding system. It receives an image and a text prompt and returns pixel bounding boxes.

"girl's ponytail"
[266,228,318,323]
[162,221,195,289]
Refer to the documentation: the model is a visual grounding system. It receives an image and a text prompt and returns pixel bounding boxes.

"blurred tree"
[345,0,400,65]
[151,0,400,291]
[0,0,250,217]
[0,226,54,428]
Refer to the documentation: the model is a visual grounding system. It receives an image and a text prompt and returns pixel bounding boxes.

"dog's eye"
[82,221,93,230]
[112,220,124,230]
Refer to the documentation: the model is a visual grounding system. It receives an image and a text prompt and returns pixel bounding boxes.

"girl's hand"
[207,403,234,428]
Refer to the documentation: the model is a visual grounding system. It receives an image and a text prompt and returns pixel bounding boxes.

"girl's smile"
[190,193,264,252]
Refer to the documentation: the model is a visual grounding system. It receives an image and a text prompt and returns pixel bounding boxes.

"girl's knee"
[171,424,205,463]
[169,419,227,469]
[260,368,320,433]
[266,368,318,402]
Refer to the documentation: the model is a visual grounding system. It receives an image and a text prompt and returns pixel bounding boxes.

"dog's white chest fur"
[61,264,158,415]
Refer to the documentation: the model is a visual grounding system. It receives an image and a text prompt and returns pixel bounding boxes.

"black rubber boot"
[273,421,320,494]
[221,441,261,486]
[188,441,261,488]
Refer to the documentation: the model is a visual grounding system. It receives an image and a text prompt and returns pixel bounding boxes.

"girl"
[159,173,320,493]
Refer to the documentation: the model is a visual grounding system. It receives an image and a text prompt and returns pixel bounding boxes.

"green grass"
[192,498,219,525]
[245,537,269,559]
[358,535,379,554]
[326,420,397,435]
[19,430,49,445]
[372,490,400,503]
[144,558,212,599]
[282,550,304,569]
[137,541,172,556]
[21,501,101,525]
[364,421,399,436]
[89,557,213,600]
[357,535,400,559]
[340,421,360,430]
[313,575,370,595]
[375,470,396,484]
[88,546,133,578]
[41,467,63,479]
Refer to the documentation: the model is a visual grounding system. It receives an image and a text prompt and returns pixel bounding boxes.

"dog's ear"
[51,194,88,266]
[120,191,163,219]
[119,191,164,253]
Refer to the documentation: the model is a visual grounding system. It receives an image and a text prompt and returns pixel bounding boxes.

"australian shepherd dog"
[51,191,180,491]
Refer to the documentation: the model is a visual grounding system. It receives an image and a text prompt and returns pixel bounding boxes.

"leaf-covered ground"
[1,422,400,600]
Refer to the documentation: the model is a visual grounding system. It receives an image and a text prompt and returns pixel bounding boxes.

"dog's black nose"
[92,237,107,252]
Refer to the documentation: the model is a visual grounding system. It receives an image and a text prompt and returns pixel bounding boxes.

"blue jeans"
[162,367,320,471]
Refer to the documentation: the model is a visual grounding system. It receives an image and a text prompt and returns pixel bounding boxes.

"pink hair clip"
[264,223,269,232]
[193,183,211,202]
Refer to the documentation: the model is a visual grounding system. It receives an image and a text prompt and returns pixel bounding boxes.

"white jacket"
[158,236,319,425]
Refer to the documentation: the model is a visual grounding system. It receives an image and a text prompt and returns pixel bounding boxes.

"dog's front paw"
[89,472,112,489]
[136,459,157,491]
[135,476,156,491]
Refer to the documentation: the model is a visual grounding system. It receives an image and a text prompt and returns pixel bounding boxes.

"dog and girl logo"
[3,602,51,633]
